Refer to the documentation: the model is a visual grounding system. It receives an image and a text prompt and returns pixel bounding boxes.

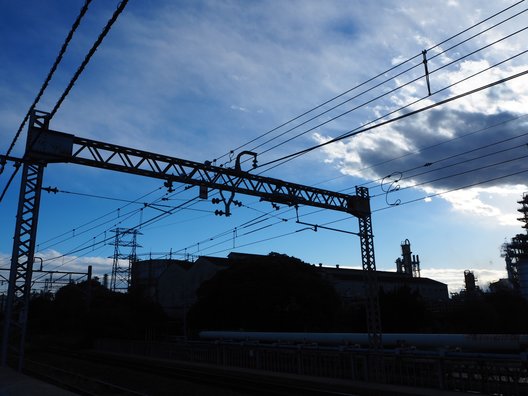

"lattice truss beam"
[26,127,370,217]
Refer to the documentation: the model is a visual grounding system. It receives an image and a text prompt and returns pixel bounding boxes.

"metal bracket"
[212,190,242,216]
[381,172,402,206]
[422,49,432,96]
[235,151,257,171]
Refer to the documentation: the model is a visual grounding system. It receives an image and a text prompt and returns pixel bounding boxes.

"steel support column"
[0,162,45,369]
[1,111,48,369]
[356,186,384,381]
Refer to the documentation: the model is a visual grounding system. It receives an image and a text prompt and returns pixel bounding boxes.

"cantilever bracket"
[235,151,257,171]
[295,205,360,235]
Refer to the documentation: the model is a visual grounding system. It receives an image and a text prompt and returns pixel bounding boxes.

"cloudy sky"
[1,0,527,293]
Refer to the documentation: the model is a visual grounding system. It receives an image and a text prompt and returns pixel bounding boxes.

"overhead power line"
[347,114,528,191]
[40,196,200,270]
[39,117,528,266]
[34,136,528,270]
[50,0,129,119]
[374,167,528,214]
[256,68,528,170]
[247,15,528,162]
[173,127,528,257]
[195,166,528,258]
[35,67,528,272]
[0,0,128,204]
[257,44,528,174]
[0,0,92,176]
[161,109,528,257]
[35,187,163,251]
[217,0,526,167]
[372,152,528,199]
[35,185,190,257]
[12,2,521,272]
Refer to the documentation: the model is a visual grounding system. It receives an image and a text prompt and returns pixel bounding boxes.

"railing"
[95,338,528,395]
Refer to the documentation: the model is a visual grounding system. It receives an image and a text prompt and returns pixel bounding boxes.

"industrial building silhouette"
[131,244,448,320]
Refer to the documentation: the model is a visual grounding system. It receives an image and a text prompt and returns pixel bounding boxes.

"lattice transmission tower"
[110,228,141,292]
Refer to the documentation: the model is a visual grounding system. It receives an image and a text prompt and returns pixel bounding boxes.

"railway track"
[24,356,147,396]
[25,347,362,396]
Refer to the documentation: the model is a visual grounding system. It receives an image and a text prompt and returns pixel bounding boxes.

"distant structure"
[395,239,421,278]
[317,265,447,305]
[501,192,528,298]
[501,242,519,289]
[131,251,448,324]
[464,270,477,293]
[110,228,142,292]
[131,254,230,318]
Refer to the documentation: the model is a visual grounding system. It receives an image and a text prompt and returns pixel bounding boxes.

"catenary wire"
[195,167,528,258]
[213,0,526,166]
[371,152,528,199]
[365,132,528,194]
[172,124,528,257]
[256,67,528,171]
[342,114,528,190]
[49,0,129,119]
[11,3,526,220]
[87,17,528,264]
[255,40,528,174]
[35,186,164,251]
[243,17,528,161]
[35,84,524,270]
[35,184,192,256]
[0,0,92,175]
[40,196,200,268]
[35,147,528,271]
[0,0,128,203]
[91,114,528,262]
[17,1,528,270]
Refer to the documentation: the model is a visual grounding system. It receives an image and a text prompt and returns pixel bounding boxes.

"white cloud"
[441,62,528,115]
[231,105,249,112]
[33,249,113,277]
[421,267,507,294]
[2,0,528,295]
[421,185,526,226]
[313,128,415,180]
[0,249,112,293]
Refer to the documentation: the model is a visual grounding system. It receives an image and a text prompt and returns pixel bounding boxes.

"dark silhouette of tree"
[188,253,341,333]
[27,291,56,335]
[446,290,528,333]
[379,286,430,333]
[333,303,367,332]
[28,279,167,346]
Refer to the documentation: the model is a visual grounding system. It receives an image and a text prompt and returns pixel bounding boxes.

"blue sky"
[1,0,527,293]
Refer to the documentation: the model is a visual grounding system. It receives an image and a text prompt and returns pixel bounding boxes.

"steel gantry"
[1,111,382,370]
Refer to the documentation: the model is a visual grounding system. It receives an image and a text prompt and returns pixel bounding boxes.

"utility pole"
[1,110,381,371]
